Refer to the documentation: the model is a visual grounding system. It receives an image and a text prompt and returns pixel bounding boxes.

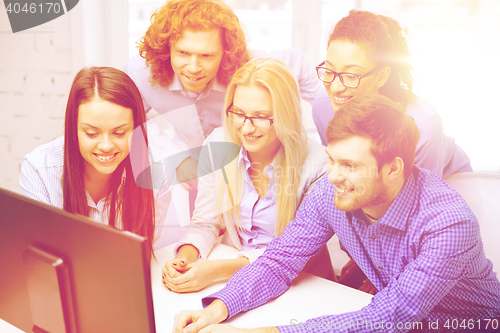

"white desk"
[1,244,373,332]
[151,243,373,331]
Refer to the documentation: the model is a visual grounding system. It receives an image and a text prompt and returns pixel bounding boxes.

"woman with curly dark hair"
[313,10,472,179]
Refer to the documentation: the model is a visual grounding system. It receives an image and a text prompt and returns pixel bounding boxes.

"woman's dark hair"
[329,10,415,106]
[63,67,155,253]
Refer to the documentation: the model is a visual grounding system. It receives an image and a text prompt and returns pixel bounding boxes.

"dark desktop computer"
[0,187,155,333]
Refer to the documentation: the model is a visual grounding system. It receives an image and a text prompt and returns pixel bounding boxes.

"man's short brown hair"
[326,95,420,179]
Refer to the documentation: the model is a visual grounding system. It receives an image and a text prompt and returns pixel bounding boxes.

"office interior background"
[1,0,499,196]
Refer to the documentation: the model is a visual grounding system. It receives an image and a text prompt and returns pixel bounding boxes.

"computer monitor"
[0,187,155,333]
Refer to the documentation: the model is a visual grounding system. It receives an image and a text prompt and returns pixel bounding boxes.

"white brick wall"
[0,0,73,193]
[0,0,131,196]
[0,0,129,193]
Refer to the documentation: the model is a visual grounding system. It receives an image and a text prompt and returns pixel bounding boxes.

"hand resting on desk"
[162,244,250,293]
[172,299,278,333]
[190,324,278,333]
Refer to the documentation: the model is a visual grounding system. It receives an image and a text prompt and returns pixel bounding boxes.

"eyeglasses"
[315,61,379,88]
[226,107,274,128]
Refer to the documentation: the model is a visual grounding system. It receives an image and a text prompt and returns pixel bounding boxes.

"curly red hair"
[139,0,251,87]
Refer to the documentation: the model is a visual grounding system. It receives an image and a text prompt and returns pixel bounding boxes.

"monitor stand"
[23,246,76,333]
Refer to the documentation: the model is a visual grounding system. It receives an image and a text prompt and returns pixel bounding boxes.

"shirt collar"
[169,74,226,97]
[237,146,251,171]
[368,168,418,231]
[210,78,226,92]
[237,146,275,177]
[169,74,184,92]
[84,168,127,208]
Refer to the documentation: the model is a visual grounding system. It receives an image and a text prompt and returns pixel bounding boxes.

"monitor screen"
[0,187,155,333]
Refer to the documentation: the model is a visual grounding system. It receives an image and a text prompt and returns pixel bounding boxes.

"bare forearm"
[177,244,200,263]
[203,300,279,332]
[257,327,279,333]
[206,299,230,323]
[213,257,250,280]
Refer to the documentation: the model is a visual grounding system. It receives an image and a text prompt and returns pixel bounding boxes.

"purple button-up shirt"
[238,148,276,252]
[203,167,500,332]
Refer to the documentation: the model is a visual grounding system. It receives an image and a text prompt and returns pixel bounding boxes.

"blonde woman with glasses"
[162,58,330,292]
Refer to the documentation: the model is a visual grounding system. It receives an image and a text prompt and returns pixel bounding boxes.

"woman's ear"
[375,65,391,88]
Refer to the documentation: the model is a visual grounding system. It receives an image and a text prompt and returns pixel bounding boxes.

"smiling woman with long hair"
[161,58,331,293]
[20,67,171,253]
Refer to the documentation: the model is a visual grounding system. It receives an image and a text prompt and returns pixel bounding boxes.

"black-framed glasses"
[226,107,274,128]
[315,61,379,88]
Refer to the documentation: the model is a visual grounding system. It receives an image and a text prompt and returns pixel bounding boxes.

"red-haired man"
[124,0,320,190]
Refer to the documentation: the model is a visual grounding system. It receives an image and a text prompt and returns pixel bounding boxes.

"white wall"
[0,1,75,192]
[0,0,128,193]
[2,0,500,196]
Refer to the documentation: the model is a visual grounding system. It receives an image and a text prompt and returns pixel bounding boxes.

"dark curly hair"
[139,0,251,87]
[329,10,415,107]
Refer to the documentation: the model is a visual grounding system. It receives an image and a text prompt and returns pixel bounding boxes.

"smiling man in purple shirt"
[173,95,500,333]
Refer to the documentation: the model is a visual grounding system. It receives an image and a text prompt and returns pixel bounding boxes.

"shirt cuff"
[202,287,245,320]
[236,248,265,264]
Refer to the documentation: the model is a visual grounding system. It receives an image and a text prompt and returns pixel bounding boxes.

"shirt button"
[371,235,376,240]
[378,266,383,271]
